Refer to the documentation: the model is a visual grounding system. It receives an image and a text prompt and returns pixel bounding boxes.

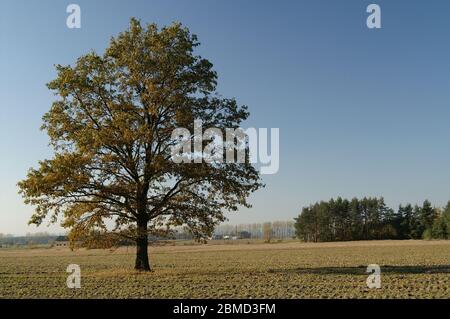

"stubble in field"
[0,240,449,298]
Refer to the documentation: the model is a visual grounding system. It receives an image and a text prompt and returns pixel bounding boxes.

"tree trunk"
[135,220,151,271]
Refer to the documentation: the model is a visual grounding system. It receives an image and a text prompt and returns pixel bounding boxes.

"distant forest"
[3,197,450,247]
[294,198,450,242]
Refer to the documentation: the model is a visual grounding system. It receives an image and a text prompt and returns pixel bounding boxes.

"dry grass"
[0,240,449,299]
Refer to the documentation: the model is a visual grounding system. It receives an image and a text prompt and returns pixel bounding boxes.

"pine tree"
[420,200,437,237]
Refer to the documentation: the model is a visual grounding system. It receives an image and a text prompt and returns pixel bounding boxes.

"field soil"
[0,240,449,298]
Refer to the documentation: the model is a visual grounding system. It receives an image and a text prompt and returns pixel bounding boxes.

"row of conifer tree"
[294,197,450,242]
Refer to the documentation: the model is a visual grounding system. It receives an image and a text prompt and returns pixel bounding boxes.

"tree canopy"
[18,19,262,270]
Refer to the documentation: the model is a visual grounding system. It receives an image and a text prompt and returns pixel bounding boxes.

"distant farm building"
[54,236,69,247]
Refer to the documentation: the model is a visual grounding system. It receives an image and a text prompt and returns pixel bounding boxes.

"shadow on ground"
[268,265,450,275]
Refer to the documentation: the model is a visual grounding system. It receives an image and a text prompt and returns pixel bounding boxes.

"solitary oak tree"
[18,19,262,271]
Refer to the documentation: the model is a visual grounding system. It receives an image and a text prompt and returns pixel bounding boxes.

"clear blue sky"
[1,0,450,235]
